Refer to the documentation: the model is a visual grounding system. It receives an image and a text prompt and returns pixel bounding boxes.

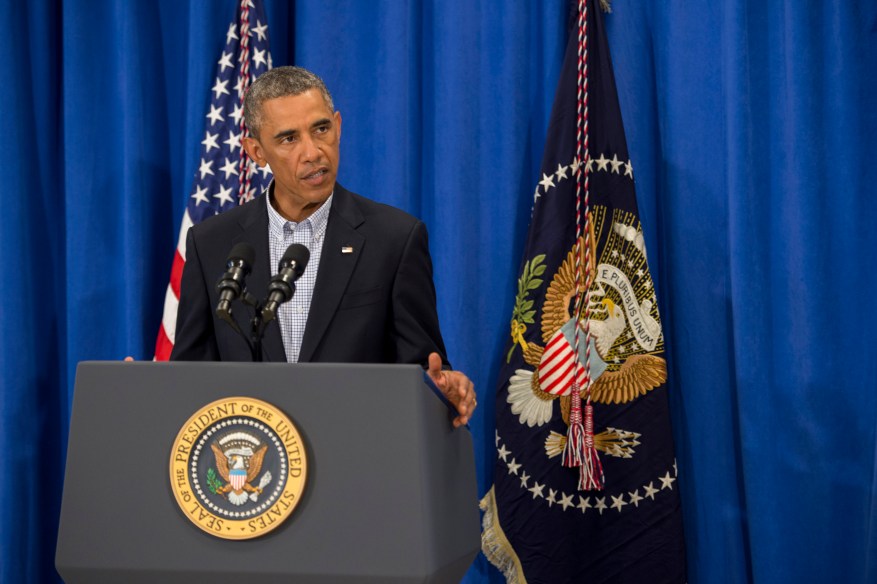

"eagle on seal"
[211,435,270,506]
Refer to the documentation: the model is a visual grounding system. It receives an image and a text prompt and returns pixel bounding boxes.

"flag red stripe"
[169,251,185,298]
[154,323,173,362]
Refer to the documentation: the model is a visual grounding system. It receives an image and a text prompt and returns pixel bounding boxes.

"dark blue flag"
[480,2,686,582]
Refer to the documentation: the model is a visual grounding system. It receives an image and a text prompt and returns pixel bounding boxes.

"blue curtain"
[1,1,875,583]
[606,3,877,583]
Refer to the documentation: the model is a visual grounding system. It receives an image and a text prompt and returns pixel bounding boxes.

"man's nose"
[300,134,320,162]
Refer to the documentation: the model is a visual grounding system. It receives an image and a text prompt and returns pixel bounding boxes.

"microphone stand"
[216,281,298,362]
[217,292,266,362]
[241,288,292,362]
[241,292,265,362]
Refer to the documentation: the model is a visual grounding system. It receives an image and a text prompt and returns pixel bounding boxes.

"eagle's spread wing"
[246,444,268,482]
[542,245,578,345]
[590,354,666,404]
[211,443,230,481]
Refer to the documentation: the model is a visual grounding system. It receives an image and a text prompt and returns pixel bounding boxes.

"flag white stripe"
[176,210,194,259]
[161,285,180,344]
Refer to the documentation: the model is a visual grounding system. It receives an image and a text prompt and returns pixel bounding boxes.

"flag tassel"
[563,396,604,490]
[578,403,604,490]
[562,386,586,467]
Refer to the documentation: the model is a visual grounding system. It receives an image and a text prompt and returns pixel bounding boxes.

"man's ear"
[243,136,265,166]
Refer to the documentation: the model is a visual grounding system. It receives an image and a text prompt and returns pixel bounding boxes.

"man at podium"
[170,66,476,428]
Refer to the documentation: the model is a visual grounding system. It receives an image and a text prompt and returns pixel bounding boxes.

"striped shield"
[230,468,247,491]
[538,318,607,396]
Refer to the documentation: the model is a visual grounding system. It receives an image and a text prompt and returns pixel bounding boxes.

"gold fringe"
[600,0,612,13]
[480,486,527,583]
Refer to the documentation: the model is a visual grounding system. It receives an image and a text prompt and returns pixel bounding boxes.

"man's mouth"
[302,168,328,182]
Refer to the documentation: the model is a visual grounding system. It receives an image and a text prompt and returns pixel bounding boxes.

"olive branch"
[507,254,546,362]
[206,467,223,495]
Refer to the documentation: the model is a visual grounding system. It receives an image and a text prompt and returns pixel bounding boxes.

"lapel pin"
[341,246,354,254]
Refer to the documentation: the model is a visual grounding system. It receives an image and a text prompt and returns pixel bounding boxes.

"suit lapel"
[298,186,365,362]
[231,195,287,363]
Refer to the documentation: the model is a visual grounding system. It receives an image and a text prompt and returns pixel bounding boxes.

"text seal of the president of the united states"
[169,396,307,539]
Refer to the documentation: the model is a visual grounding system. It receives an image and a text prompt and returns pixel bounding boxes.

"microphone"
[215,242,255,319]
[261,243,310,323]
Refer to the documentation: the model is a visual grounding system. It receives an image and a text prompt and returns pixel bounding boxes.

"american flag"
[154,0,273,360]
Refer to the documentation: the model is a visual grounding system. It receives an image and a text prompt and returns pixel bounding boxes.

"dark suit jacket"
[170,184,449,365]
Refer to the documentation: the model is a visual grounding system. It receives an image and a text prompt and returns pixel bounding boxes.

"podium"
[56,362,480,583]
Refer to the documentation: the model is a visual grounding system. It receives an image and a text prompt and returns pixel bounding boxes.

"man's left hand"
[427,352,477,428]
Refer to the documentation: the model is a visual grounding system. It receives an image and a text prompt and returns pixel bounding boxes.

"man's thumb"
[427,352,443,379]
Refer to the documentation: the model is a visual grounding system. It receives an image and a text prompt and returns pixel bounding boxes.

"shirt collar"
[266,181,333,240]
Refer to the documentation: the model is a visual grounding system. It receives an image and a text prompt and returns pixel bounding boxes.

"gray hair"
[243,66,334,138]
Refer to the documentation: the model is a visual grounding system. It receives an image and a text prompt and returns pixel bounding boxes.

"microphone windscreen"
[280,243,310,275]
[227,242,255,267]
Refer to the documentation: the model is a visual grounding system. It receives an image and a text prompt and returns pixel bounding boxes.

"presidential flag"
[481,1,686,581]
[154,0,274,360]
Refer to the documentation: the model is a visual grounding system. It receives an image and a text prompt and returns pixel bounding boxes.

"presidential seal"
[505,206,667,460]
[169,397,307,540]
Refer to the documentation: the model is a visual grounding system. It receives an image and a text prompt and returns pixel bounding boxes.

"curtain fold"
[0,1,65,582]
[1,1,875,583]
[608,1,877,582]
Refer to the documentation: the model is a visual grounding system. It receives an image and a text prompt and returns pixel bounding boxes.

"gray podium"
[56,361,479,583]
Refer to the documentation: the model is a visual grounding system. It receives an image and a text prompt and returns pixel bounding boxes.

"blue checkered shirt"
[266,189,332,363]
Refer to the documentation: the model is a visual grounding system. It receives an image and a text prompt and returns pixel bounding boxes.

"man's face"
[243,89,341,221]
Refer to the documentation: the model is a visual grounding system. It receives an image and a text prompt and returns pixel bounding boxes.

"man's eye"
[280,135,297,144]
[314,125,329,134]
